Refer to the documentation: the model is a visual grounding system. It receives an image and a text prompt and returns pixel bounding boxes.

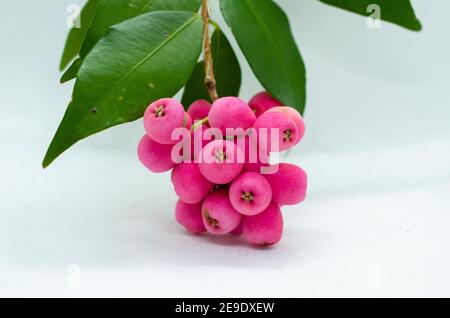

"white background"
[1,0,449,297]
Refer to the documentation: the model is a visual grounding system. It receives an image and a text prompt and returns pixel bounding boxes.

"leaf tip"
[59,75,71,84]
[42,150,54,169]
[412,19,423,32]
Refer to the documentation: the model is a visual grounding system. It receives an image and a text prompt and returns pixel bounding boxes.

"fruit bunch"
[138,92,307,246]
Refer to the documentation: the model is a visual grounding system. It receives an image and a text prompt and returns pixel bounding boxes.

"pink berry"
[202,190,242,234]
[267,106,305,144]
[173,125,211,162]
[191,125,212,161]
[208,97,256,135]
[175,200,206,234]
[248,91,281,117]
[230,221,243,235]
[234,134,270,173]
[187,100,211,122]
[253,111,298,152]
[171,163,214,204]
[263,163,307,205]
[229,172,272,216]
[144,98,192,145]
[242,202,283,246]
[198,140,244,184]
[137,135,174,173]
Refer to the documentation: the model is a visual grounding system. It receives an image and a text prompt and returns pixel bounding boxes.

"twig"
[201,0,219,102]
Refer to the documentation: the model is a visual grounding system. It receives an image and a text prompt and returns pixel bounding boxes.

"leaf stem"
[201,0,219,102]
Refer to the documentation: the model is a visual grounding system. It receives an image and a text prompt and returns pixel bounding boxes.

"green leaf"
[60,0,100,71]
[182,28,241,107]
[319,0,422,31]
[59,0,201,83]
[220,0,307,114]
[44,11,203,168]
[80,0,201,58]
[60,58,82,83]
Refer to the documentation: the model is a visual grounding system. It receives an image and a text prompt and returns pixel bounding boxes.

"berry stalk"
[191,117,209,132]
[201,0,219,102]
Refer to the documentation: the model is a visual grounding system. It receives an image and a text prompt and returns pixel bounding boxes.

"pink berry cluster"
[138,92,307,246]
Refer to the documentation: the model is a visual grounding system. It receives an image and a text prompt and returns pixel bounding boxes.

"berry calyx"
[266,106,305,145]
[144,98,192,145]
[198,140,244,184]
[201,190,242,234]
[229,172,272,216]
[253,110,299,152]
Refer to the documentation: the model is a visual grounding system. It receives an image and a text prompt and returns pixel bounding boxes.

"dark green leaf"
[44,11,203,168]
[60,0,99,71]
[60,0,201,84]
[220,0,307,114]
[182,29,241,107]
[60,58,82,83]
[319,0,421,31]
[80,0,201,58]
